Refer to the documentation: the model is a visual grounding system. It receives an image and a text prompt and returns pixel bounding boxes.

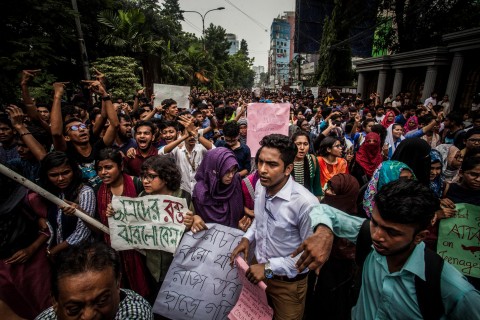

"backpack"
[355,219,445,320]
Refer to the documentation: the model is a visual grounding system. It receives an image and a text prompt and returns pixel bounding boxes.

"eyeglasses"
[141,173,159,182]
[66,123,87,133]
[332,144,343,148]
[467,138,480,144]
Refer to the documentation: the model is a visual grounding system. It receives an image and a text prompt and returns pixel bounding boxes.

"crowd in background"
[1,69,479,319]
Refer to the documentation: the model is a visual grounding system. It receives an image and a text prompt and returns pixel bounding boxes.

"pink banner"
[228,256,273,320]
[246,103,290,157]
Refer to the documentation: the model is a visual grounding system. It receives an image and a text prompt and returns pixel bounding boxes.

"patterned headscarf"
[429,149,445,198]
[363,160,415,217]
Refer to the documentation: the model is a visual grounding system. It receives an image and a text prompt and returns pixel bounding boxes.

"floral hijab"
[430,149,445,198]
[363,160,415,217]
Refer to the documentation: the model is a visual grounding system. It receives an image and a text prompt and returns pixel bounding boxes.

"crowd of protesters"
[0,69,479,320]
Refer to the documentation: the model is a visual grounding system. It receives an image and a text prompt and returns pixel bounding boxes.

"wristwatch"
[264,261,274,279]
[101,95,111,101]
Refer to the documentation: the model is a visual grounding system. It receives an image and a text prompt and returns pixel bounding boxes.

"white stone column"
[445,52,464,109]
[422,66,438,101]
[376,70,387,102]
[392,69,403,97]
[357,72,365,99]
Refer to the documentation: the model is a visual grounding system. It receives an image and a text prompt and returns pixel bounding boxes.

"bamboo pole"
[0,163,109,234]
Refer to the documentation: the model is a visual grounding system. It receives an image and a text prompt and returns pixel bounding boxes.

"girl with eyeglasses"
[317,136,349,189]
[106,154,194,300]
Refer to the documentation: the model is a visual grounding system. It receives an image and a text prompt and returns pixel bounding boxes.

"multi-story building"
[226,33,239,55]
[268,16,291,88]
[252,66,265,85]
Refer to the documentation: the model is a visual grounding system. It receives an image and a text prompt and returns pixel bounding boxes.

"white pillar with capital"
[357,72,365,99]
[376,70,387,102]
[392,69,403,97]
[422,66,438,101]
[445,52,464,109]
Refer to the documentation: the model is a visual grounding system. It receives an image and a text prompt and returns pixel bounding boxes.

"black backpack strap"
[415,246,445,320]
[355,219,372,266]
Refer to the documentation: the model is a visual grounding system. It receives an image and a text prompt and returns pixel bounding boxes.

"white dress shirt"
[243,176,319,278]
[158,143,214,194]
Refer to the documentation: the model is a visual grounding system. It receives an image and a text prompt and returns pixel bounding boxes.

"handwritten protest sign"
[228,256,273,320]
[154,84,191,109]
[153,224,245,320]
[437,203,480,278]
[109,195,187,252]
[246,103,290,156]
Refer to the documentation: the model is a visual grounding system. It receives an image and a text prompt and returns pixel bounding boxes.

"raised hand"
[21,69,41,86]
[5,105,26,128]
[92,67,106,83]
[52,82,69,95]
[82,80,107,96]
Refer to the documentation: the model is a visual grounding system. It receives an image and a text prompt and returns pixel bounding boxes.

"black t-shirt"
[66,139,106,189]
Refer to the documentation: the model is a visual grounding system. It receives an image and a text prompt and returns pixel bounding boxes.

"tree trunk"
[142,54,162,96]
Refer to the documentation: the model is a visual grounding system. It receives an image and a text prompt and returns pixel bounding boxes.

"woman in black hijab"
[391,138,432,185]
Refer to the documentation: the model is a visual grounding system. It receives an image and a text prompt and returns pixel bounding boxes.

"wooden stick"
[0,163,109,234]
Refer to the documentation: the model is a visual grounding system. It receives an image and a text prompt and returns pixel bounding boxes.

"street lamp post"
[181,7,225,49]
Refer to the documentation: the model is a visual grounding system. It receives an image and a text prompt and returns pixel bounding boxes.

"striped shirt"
[55,185,96,246]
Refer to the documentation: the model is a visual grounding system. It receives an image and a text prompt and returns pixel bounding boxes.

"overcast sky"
[159,0,295,69]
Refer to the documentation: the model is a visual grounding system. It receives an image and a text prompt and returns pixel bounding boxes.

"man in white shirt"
[158,117,214,194]
[424,92,438,107]
[231,134,319,320]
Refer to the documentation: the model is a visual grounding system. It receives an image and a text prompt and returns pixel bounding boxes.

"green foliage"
[204,24,231,62]
[0,0,258,102]
[375,0,480,53]
[97,9,164,54]
[91,56,142,100]
[28,72,58,104]
[224,52,255,89]
[316,0,353,87]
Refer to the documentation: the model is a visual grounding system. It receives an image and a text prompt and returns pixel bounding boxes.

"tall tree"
[316,0,353,86]
[374,0,480,53]
[90,56,142,100]
[97,8,164,92]
[239,39,249,56]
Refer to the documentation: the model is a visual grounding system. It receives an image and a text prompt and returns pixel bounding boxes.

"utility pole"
[71,0,90,80]
[181,7,225,50]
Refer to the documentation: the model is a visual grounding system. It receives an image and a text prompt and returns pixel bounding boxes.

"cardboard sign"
[154,84,191,109]
[109,195,187,252]
[228,256,273,320]
[246,103,290,156]
[437,203,480,278]
[153,224,245,320]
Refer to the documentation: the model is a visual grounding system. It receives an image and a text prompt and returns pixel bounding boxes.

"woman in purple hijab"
[191,147,244,232]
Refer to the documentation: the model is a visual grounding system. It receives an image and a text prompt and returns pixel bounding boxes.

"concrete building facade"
[268,16,291,88]
[226,33,239,55]
[354,28,480,112]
